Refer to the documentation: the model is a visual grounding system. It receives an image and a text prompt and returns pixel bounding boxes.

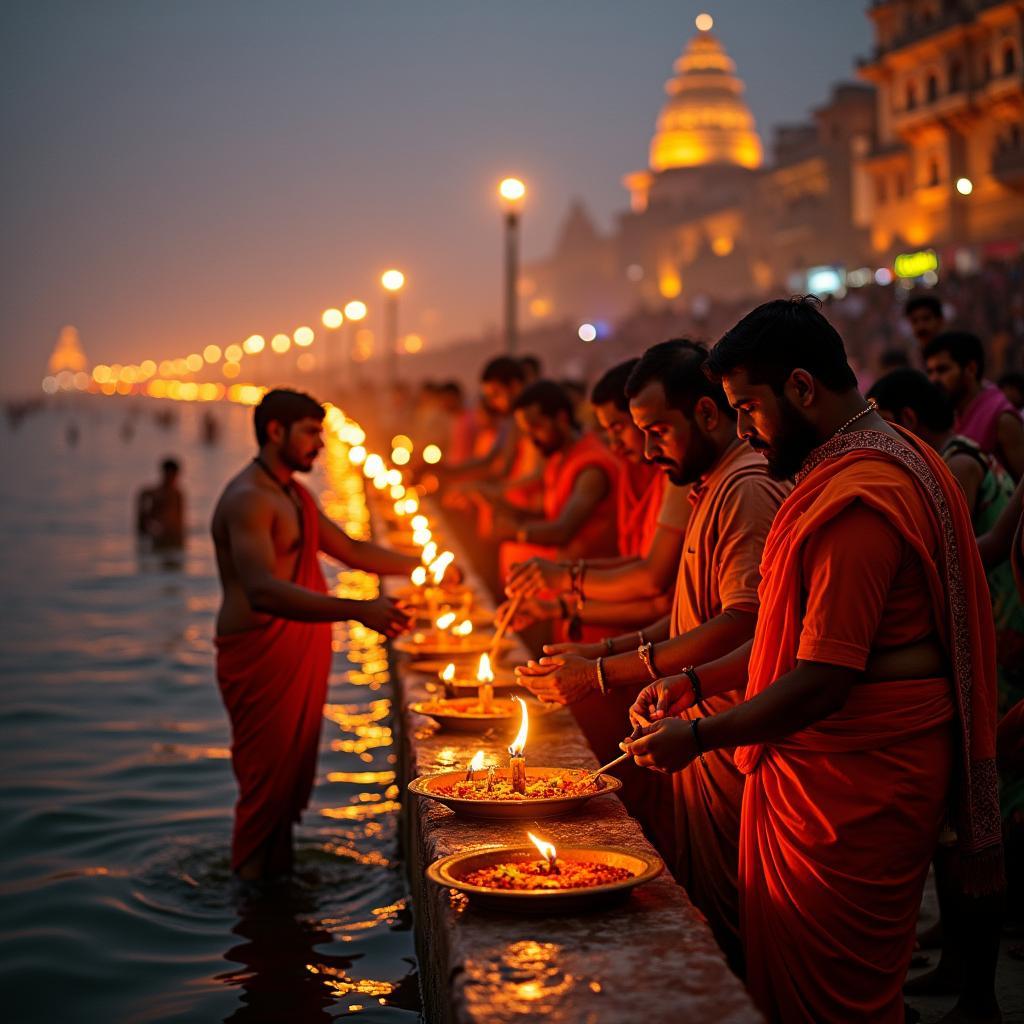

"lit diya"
[393,612,511,657]
[427,830,662,912]
[407,699,622,819]
[429,658,518,694]
[410,658,543,732]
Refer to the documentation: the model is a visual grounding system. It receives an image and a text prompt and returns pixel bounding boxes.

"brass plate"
[408,697,522,733]
[427,845,662,913]
[407,766,621,820]
[393,634,512,657]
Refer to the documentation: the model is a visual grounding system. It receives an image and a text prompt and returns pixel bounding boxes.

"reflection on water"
[0,403,420,1023]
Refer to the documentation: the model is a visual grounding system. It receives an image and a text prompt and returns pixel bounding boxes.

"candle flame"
[411,514,428,531]
[469,750,486,773]
[411,566,427,586]
[453,619,473,637]
[421,541,438,566]
[441,662,456,683]
[428,551,454,584]
[476,653,494,684]
[527,830,557,863]
[509,696,529,755]
[413,528,432,546]
[436,611,457,630]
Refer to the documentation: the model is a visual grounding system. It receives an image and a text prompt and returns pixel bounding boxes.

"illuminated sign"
[806,266,845,296]
[893,249,938,279]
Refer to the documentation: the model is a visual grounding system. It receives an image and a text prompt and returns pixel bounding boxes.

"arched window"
[929,159,940,187]
[1004,45,1017,76]
[927,74,939,102]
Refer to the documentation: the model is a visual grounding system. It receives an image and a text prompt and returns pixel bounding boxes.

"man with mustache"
[625,298,1002,1023]
[212,388,420,883]
[519,340,789,972]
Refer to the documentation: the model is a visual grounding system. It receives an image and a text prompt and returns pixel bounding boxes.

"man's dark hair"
[866,369,954,432]
[923,330,986,379]
[706,296,858,393]
[513,379,578,427]
[625,338,734,417]
[904,294,943,319]
[254,388,325,446]
[520,354,542,377]
[591,359,639,412]
[481,356,526,386]
[161,458,180,476]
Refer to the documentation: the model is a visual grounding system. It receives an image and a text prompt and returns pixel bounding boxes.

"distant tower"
[48,325,88,374]
[624,13,764,211]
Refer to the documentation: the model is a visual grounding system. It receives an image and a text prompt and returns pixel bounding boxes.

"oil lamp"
[527,830,559,874]
[508,697,528,794]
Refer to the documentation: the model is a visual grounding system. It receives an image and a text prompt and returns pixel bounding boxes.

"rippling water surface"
[0,401,421,1023]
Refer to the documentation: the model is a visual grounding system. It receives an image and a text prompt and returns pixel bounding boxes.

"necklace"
[831,400,875,440]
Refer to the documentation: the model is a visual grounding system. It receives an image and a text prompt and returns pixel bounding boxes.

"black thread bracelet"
[683,665,704,703]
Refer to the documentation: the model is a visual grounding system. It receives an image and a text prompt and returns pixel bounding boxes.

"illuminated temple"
[523,3,1024,326]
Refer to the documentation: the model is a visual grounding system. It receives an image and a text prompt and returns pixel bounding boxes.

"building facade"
[523,2,1023,329]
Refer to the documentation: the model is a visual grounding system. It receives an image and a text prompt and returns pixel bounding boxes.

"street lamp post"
[380,269,405,386]
[498,177,526,354]
[343,300,367,386]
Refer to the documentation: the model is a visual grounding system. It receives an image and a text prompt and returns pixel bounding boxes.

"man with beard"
[502,358,690,635]
[905,293,946,351]
[624,298,1002,1024]
[924,330,1024,480]
[212,389,419,882]
[518,341,788,972]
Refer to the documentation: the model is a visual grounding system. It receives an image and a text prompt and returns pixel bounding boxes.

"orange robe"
[736,427,1001,1024]
[215,483,333,873]
[616,458,665,559]
[669,444,790,973]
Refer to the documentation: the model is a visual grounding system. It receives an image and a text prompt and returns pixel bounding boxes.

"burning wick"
[508,697,529,794]
[452,619,473,644]
[421,541,438,567]
[476,652,494,713]
[465,750,485,782]
[435,611,457,637]
[440,662,456,697]
[527,830,559,874]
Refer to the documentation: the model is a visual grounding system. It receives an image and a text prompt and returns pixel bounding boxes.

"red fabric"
[734,427,1000,1022]
[215,483,333,873]
[616,458,665,558]
[498,431,620,582]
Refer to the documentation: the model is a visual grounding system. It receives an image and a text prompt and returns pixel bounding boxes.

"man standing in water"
[212,389,418,882]
[137,457,185,547]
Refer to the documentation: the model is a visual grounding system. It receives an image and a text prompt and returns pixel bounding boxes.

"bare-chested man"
[212,388,420,881]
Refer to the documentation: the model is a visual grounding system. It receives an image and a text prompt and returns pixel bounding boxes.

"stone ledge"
[388,516,760,1023]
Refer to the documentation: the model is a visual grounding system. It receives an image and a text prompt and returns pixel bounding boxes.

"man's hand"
[358,597,413,638]
[505,557,566,597]
[514,653,596,706]
[622,718,697,774]
[628,674,696,729]
[495,596,558,632]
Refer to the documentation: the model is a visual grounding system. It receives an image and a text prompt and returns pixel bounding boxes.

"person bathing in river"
[136,457,185,548]
[211,389,426,883]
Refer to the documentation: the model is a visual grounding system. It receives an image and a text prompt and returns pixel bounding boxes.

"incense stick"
[583,750,631,785]
[489,592,523,658]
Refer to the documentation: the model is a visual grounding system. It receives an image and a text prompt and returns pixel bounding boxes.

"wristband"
[637,641,660,681]
[595,656,608,696]
[682,665,704,704]
[690,717,707,764]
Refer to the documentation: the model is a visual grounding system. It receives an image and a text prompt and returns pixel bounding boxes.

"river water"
[0,399,421,1023]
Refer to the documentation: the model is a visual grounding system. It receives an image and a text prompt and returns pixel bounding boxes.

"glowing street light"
[243,334,265,355]
[578,322,597,343]
[498,177,527,354]
[955,177,974,196]
[322,307,344,329]
[381,269,405,385]
[344,300,367,322]
[293,326,315,347]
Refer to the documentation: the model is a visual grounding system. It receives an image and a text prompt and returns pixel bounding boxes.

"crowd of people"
[209,289,1023,1024]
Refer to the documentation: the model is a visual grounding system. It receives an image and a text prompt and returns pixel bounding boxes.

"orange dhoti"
[215,485,333,873]
[736,428,1001,1023]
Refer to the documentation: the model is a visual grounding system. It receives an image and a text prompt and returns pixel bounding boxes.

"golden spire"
[648,14,763,172]
[48,325,87,374]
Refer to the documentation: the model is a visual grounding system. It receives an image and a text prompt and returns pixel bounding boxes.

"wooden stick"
[583,750,631,784]
[489,591,523,657]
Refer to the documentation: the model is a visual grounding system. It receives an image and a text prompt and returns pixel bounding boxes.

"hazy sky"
[2,0,871,395]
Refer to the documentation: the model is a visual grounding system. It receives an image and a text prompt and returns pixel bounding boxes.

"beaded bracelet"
[682,665,704,703]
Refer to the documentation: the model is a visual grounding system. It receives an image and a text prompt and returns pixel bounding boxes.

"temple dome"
[648,19,763,172]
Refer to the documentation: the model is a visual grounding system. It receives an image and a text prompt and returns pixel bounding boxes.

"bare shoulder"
[212,467,274,530]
